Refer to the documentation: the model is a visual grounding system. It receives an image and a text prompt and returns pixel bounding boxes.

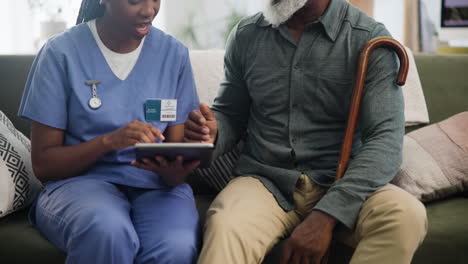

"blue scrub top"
[19,24,200,188]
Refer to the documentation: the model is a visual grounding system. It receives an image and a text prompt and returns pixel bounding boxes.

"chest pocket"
[302,60,354,120]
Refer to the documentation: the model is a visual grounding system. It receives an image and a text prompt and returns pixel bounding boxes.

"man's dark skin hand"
[278,0,338,263]
[279,211,337,264]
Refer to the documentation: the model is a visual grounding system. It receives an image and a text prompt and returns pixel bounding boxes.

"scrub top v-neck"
[19,23,200,189]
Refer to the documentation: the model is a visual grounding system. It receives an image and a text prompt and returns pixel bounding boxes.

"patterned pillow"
[0,111,42,217]
[192,142,241,192]
[392,112,468,202]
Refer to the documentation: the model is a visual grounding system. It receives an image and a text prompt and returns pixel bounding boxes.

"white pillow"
[401,47,430,126]
[189,50,225,106]
[189,50,241,191]
[0,111,42,217]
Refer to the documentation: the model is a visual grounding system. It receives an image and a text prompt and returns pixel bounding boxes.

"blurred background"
[0,0,467,54]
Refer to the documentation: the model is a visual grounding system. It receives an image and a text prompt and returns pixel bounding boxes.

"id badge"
[145,99,177,122]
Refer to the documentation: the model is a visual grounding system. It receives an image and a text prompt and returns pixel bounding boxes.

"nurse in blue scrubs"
[18,0,201,263]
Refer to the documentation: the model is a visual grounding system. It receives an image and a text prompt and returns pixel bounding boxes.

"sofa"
[0,52,467,264]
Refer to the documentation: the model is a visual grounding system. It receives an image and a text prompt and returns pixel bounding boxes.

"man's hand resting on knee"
[279,211,337,264]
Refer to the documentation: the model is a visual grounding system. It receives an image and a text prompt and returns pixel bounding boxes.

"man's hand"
[184,103,218,143]
[279,211,337,264]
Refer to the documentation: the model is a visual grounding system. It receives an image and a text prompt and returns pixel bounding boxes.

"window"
[0,0,261,54]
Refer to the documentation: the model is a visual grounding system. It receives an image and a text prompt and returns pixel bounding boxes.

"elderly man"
[185,0,427,263]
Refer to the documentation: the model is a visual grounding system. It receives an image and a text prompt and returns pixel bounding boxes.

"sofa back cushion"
[0,56,35,137]
[414,54,468,125]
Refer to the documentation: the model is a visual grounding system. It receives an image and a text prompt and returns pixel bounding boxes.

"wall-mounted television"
[441,0,468,27]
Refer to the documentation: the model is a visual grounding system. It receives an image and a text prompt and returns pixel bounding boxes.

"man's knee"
[363,185,428,251]
[392,191,428,245]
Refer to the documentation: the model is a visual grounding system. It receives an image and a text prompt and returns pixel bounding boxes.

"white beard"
[262,0,308,26]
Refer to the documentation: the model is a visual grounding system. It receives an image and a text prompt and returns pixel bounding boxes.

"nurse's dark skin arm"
[132,124,201,186]
[31,120,164,182]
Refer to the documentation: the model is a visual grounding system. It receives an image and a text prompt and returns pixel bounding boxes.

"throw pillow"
[401,47,430,126]
[0,111,42,218]
[392,111,468,202]
[190,50,240,192]
[192,143,241,192]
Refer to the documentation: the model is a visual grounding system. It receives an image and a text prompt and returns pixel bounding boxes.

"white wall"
[0,1,38,54]
[372,0,468,47]
[0,0,82,54]
[158,0,262,49]
[373,0,404,42]
[421,0,468,42]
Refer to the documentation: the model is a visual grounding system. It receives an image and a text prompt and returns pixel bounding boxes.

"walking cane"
[321,36,409,264]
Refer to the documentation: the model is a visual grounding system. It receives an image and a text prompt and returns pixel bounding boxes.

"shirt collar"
[257,0,348,42]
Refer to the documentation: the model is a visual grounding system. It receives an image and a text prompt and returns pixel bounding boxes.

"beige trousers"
[197,176,427,264]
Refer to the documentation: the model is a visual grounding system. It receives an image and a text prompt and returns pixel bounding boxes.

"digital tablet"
[135,143,214,168]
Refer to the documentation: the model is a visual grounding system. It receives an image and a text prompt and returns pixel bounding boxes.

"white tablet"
[135,143,214,168]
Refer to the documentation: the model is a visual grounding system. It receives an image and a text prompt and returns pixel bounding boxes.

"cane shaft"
[335,37,409,181]
[323,37,409,264]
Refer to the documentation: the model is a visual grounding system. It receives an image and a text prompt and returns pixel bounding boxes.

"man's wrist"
[309,210,338,229]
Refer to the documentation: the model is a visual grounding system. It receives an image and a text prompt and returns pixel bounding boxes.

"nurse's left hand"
[131,155,200,186]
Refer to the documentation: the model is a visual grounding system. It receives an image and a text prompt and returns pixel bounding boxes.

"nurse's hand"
[184,103,217,143]
[103,120,165,151]
[131,155,200,186]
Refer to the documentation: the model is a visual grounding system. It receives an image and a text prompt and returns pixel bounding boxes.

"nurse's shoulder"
[37,23,92,66]
[146,25,190,64]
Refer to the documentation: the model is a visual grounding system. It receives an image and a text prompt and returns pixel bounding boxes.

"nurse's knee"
[138,230,199,264]
[164,231,198,263]
[80,210,139,252]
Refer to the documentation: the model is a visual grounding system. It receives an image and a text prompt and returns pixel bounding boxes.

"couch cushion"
[414,54,468,125]
[413,197,468,264]
[0,208,65,263]
[0,55,35,137]
[2,195,467,264]
[392,112,468,202]
[0,195,214,264]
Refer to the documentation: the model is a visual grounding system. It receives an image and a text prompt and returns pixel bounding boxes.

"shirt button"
[294,64,300,70]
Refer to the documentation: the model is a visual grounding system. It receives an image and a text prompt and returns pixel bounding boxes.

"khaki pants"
[198,176,427,264]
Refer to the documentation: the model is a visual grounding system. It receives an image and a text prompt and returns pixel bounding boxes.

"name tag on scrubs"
[145,99,177,122]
